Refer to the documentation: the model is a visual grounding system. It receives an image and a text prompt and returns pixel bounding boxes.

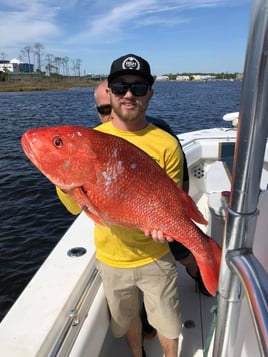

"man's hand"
[144,229,174,243]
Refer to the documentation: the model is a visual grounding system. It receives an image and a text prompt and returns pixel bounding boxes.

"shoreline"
[0,78,240,93]
[0,80,99,93]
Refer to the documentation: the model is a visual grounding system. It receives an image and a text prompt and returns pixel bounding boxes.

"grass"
[0,80,99,92]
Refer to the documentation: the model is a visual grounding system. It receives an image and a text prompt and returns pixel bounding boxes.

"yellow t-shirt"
[57,121,184,268]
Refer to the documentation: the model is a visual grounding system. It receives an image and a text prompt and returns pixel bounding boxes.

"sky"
[0,0,251,76]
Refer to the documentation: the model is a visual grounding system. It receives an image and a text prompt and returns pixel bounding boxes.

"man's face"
[109,74,153,123]
[95,82,112,123]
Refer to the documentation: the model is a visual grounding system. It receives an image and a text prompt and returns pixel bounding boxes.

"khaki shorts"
[96,252,182,339]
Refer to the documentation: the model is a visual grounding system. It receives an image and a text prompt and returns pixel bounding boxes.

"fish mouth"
[21,130,84,191]
[21,133,33,160]
[21,132,36,164]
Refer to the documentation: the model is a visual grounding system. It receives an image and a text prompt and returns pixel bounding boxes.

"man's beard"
[113,103,145,123]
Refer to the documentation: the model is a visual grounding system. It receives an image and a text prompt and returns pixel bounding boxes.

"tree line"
[1,43,241,80]
[1,42,82,76]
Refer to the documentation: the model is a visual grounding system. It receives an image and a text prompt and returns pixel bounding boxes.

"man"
[94,79,210,299]
[57,54,182,357]
[94,79,112,123]
[95,80,188,190]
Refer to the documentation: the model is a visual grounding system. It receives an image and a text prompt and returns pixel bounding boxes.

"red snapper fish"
[21,126,221,296]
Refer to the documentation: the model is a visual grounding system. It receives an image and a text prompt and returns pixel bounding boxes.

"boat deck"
[99,263,217,357]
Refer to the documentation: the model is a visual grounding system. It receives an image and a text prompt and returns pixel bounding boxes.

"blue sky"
[0,0,251,76]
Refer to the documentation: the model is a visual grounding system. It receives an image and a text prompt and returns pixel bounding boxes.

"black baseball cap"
[107,54,154,85]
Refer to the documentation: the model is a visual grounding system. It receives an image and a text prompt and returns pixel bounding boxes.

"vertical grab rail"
[213,0,268,356]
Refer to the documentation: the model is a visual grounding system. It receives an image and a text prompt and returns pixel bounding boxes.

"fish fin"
[83,205,118,237]
[180,189,208,225]
[83,209,106,226]
[72,186,118,230]
[71,187,107,227]
[195,237,221,296]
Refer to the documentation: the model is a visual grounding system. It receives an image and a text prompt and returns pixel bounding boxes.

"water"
[0,81,241,321]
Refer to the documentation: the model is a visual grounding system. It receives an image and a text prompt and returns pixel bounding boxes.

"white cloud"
[0,0,248,70]
[67,0,155,43]
[66,0,242,44]
[0,1,60,52]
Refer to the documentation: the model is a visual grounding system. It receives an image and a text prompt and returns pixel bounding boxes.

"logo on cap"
[122,56,140,71]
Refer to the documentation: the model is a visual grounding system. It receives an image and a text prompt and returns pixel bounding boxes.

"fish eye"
[53,136,63,148]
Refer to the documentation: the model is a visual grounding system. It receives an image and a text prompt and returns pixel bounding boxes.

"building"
[0,59,34,73]
[176,75,190,81]
[155,75,169,81]
[0,60,19,72]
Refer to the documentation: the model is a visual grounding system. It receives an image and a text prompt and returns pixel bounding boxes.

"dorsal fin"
[180,189,208,225]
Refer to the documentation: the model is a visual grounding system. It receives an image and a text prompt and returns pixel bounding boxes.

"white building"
[0,58,34,73]
[155,75,169,81]
[176,75,190,81]
[0,59,20,72]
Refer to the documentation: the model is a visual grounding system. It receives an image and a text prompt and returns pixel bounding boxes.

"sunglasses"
[96,104,112,115]
[110,82,150,97]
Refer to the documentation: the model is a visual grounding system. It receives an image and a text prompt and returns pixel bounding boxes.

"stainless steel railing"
[48,267,102,357]
[213,0,268,355]
[228,249,268,356]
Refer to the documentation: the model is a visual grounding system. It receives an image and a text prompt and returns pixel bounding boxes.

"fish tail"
[195,237,222,296]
